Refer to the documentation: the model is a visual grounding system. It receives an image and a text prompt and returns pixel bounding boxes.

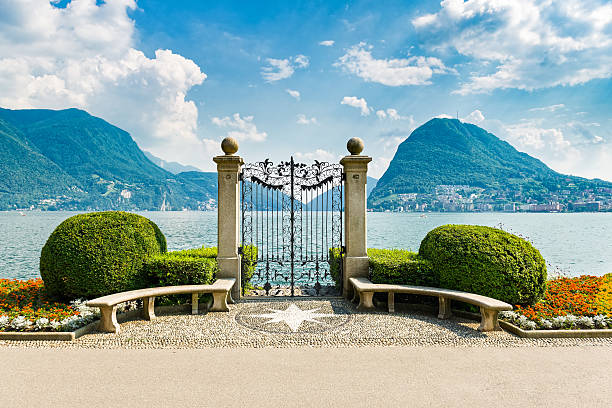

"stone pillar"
[213,137,243,301]
[340,137,372,298]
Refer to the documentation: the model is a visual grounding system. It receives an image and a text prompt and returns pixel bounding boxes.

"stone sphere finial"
[221,137,239,155]
[347,137,364,155]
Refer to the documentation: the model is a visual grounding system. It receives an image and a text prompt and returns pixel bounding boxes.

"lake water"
[1,211,610,280]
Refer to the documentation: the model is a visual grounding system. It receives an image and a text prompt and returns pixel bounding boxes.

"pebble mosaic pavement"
[2,298,612,349]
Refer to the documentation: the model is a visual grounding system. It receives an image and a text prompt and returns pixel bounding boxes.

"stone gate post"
[213,137,243,301]
[340,137,372,298]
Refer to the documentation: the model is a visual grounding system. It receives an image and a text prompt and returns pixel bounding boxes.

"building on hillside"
[570,202,601,212]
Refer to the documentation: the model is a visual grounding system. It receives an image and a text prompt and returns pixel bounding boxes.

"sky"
[0,0,611,180]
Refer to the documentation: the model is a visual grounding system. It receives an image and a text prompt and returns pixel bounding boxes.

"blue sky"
[0,0,610,179]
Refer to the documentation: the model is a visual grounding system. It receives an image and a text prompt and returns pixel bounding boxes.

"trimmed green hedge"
[328,248,435,287]
[146,245,258,293]
[419,224,547,305]
[240,245,258,292]
[368,249,436,286]
[143,254,217,287]
[166,247,217,258]
[329,247,343,287]
[40,211,166,299]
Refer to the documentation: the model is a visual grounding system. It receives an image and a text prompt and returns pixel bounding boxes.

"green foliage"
[418,224,547,305]
[148,245,258,293]
[240,245,258,293]
[142,255,217,287]
[40,211,167,299]
[368,249,436,286]
[167,246,217,258]
[328,248,435,288]
[329,247,343,287]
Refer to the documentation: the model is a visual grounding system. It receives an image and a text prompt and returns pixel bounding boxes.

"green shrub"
[143,254,217,287]
[40,211,167,299]
[419,224,547,305]
[167,247,217,258]
[329,247,343,287]
[328,248,435,288]
[240,245,258,292]
[368,249,436,286]
[154,245,258,293]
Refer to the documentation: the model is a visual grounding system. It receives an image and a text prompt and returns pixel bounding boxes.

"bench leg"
[98,305,120,334]
[388,292,395,313]
[478,307,501,332]
[143,296,156,320]
[192,293,199,315]
[438,296,452,319]
[227,290,235,305]
[357,291,375,311]
[210,291,230,312]
[351,289,359,304]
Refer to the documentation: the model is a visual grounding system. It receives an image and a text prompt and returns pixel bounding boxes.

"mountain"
[144,151,201,174]
[0,107,217,210]
[367,177,378,198]
[0,118,83,209]
[369,118,612,210]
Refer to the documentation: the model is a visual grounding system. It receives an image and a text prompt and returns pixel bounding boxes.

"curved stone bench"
[87,278,235,334]
[349,277,512,332]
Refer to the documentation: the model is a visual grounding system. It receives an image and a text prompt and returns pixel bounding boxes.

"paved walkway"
[2,299,611,406]
[1,346,611,407]
[1,298,611,348]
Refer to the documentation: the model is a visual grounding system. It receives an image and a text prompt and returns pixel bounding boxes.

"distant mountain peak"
[143,151,201,175]
[368,118,611,211]
[0,107,217,210]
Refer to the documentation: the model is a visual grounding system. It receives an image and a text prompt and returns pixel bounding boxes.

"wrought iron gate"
[240,157,343,296]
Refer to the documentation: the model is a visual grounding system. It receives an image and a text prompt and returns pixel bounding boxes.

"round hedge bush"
[418,225,546,305]
[40,211,167,299]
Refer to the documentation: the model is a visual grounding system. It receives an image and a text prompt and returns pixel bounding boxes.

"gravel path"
[2,298,611,349]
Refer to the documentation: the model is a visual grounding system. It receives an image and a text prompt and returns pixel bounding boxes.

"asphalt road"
[1,346,610,407]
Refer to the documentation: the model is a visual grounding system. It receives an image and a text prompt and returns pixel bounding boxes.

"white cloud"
[296,114,318,125]
[434,113,454,119]
[261,54,309,82]
[376,108,414,123]
[0,0,208,166]
[294,149,338,163]
[504,123,571,151]
[293,54,309,68]
[529,104,566,112]
[335,42,455,86]
[565,121,606,145]
[286,89,300,100]
[462,110,485,124]
[341,96,371,116]
[369,156,393,179]
[319,40,335,47]
[501,121,612,179]
[211,113,267,142]
[413,0,612,94]
[412,13,437,28]
[261,58,293,82]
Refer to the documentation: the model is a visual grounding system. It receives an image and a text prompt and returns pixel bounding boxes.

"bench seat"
[87,278,235,334]
[349,277,512,332]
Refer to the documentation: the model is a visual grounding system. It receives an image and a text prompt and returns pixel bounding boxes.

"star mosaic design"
[252,303,337,332]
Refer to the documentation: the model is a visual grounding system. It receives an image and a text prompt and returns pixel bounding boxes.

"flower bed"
[500,274,612,330]
[0,278,99,332]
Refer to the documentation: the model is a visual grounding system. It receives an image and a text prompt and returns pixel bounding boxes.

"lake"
[1,211,610,280]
